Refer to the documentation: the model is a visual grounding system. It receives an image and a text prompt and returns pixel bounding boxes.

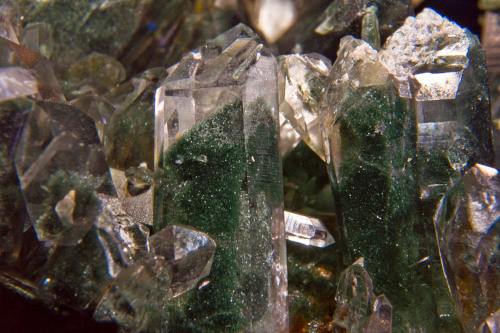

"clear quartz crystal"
[154,24,287,332]
[149,225,216,297]
[284,210,334,247]
[434,164,500,331]
[380,8,494,182]
[278,53,332,160]
[14,102,111,245]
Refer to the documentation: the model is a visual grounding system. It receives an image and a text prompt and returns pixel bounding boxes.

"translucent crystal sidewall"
[154,24,288,333]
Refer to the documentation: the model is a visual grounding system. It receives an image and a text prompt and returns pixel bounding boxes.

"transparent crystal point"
[94,258,173,332]
[150,225,216,297]
[95,194,150,278]
[380,8,494,179]
[284,211,334,247]
[14,102,111,245]
[278,53,332,161]
[154,24,287,332]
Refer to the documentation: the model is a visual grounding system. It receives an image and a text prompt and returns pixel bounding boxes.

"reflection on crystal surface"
[155,24,287,332]
[150,225,215,297]
[279,53,331,161]
[94,258,173,333]
[0,67,38,102]
[14,101,111,245]
[95,194,150,278]
[434,164,500,331]
[332,258,393,332]
[284,211,334,247]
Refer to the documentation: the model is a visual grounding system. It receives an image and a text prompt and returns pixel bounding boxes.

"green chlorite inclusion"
[334,85,440,331]
[155,97,281,332]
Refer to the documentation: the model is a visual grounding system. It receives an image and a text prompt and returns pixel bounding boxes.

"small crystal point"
[284,211,335,247]
[150,225,216,297]
[278,53,332,161]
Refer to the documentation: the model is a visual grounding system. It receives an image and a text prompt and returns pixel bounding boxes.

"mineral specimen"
[154,24,287,332]
[434,164,500,331]
[284,211,335,248]
[332,258,392,333]
[278,53,332,161]
[0,1,498,332]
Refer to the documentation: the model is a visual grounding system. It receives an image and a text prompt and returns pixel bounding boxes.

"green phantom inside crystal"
[156,97,283,332]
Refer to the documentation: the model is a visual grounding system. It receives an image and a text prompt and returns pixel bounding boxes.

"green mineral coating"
[156,99,246,332]
[0,99,32,264]
[335,85,443,331]
[18,0,143,67]
[41,227,111,310]
[36,170,105,243]
[104,80,155,170]
[156,98,281,332]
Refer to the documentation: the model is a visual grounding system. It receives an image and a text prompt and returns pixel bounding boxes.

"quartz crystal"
[287,0,413,60]
[149,225,216,297]
[332,258,392,333]
[1,1,499,332]
[154,24,287,332]
[284,210,334,247]
[14,101,112,246]
[278,53,332,161]
[434,164,500,331]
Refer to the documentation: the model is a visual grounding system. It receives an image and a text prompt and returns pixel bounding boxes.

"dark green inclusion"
[335,85,439,331]
[155,97,282,332]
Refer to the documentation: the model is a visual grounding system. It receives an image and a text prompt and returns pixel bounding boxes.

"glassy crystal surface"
[321,6,497,332]
[284,211,334,247]
[150,225,216,297]
[278,53,332,161]
[62,52,126,99]
[94,258,173,332]
[380,8,494,181]
[434,164,500,331]
[14,101,112,246]
[324,32,461,331]
[17,0,146,69]
[243,0,297,44]
[286,0,413,61]
[95,194,150,278]
[0,67,38,102]
[332,258,392,333]
[154,24,287,332]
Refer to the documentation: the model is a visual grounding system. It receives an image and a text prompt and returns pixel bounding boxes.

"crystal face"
[149,225,216,297]
[0,2,499,332]
[154,24,287,332]
[284,211,334,247]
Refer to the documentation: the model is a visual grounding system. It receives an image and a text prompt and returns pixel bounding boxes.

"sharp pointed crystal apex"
[278,53,332,160]
[284,211,335,247]
[150,225,216,296]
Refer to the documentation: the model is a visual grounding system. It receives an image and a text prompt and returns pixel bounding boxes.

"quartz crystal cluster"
[0,1,499,332]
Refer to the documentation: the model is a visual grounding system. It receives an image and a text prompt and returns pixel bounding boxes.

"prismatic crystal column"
[154,24,288,332]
